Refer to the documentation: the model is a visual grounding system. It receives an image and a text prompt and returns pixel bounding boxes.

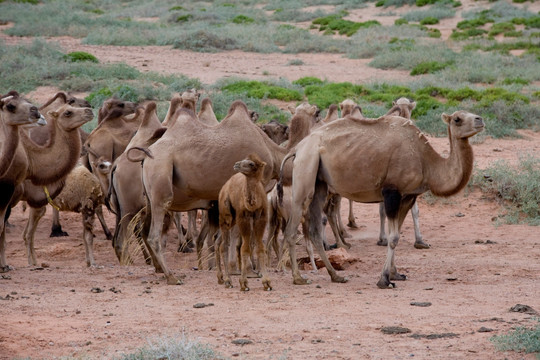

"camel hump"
[200,97,212,108]
[227,100,249,117]
[127,147,153,162]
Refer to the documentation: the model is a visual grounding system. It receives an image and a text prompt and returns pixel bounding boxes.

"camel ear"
[441,113,452,124]
[409,101,416,111]
[392,100,397,106]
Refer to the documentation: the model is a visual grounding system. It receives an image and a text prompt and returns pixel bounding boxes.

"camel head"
[442,110,485,139]
[288,102,320,120]
[339,99,362,118]
[48,104,94,131]
[1,91,46,127]
[180,89,200,112]
[98,98,139,123]
[386,97,416,119]
[233,153,267,178]
[40,92,91,112]
[261,120,289,145]
[249,110,259,123]
[93,156,112,176]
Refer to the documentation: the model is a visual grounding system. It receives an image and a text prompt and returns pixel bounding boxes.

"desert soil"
[1,3,540,359]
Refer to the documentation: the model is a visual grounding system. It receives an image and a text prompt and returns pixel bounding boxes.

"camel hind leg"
[253,208,271,290]
[50,207,68,237]
[82,208,96,267]
[377,189,416,289]
[411,201,430,249]
[95,205,112,240]
[347,199,358,228]
[307,181,347,283]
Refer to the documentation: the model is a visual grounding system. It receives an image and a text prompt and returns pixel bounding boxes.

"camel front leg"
[220,230,233,288]
[95,205,112,240]
[186,209,198,246]
[253,209,271,291]
[411,201,430,249]
[23,206,46,266]
[347,199,358,228]
[324,194,351,249]
[377,202,388,246]
[237,217,252,291]
[0,220,9,272]
[50,207,68,237]
[82,209,96,267]
[377,193,416,288]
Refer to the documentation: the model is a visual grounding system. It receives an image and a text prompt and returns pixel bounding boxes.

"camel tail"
[277,151,296,206]
[126,147,153,162]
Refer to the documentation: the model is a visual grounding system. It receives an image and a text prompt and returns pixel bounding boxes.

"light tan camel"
[321,104,339,124]
[279,110,484,288]
[216,153,271,291]
[16,103,94,265]
[97,97,139,124]
[128,101,289,284]
[0,92,45,271]
[23,165,106,267]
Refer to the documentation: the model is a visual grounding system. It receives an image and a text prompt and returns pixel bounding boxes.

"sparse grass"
[402,6,456,22]
[473,156,540,225]
[287,58,305,66]
[220,80,303,102]
[312,14,381,37]
[410,60,452,75]
[491,319,540,357]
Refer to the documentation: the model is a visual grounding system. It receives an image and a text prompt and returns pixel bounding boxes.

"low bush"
[312,14,380,37]
[64,51,99,63]
[221,80,303,102]
[420,17,439,25]
[302,82,366,109]
[410,61,452,75]
[473,156,540,225]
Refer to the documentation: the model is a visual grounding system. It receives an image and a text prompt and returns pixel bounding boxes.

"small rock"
[455,212,465,217]
[381,326,411,335]
[446,277,458,281]
[193,303,214,309]
[410,302,432,307]
[109,287,121,294]
[232,339,252,346]
[485,240,497,244]
[311,339,324,344]
[1,275,11,280]
[477,327,494,333]
[90,287,104,293]
[492,148,503,152]
[41,263,50,268]
[510,304,538,315]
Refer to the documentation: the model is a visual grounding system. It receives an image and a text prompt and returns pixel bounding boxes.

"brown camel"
[279,110,484,288]
[0,92,45,271]
[261,120,289,145]
[216,153,271,291]
[128,101,289,284]
[97,97,139,124]
[85,101,142,194]
[16,103,94,265]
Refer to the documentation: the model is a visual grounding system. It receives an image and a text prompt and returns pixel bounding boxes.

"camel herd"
[0,89,485,290]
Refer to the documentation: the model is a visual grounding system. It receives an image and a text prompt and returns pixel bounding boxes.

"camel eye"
[64,111,73,117]
[6,103,16,112]
[454,117,461,124]
[68,99,75,104]
[118,103,125,108]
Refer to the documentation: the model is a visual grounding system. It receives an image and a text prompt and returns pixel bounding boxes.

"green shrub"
[450,28,488,40]
[410,61,451,75]
[169,6,185,11]
[474,157,540,224]
[304,82,366,109]
[420,17,439,25]
[395,18,408,25]
[176,14,193,23]
[221,80,302,102]
[287,58,304,66]
[488,22,515,36]
[502,77,530,85]
[173,30,238,52]
[457,17,493,30]
[64,51,99,63]
[232,15,255,24]
[312,14,380,37]
[293,77,324,87]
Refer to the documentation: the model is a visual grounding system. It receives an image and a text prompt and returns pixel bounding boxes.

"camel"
[0,92,45,271]
[216,153,271,291]
[279,110,485,288]
[128,101,290,284]
[321,104,339,124]
[22,165,107,267]
[15,103,94,265]
[84,98,141,194]
[261,120,288,145]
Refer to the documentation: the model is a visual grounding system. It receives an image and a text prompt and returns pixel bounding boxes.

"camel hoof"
[376,278,396,289]
[178,246,194,253]
[293,276,311,285]
[391,273,407,281]
[331,275,348,283]
[263,280,272,291]
[326,243,338,250]
[0,265,13,273]
[376,239,387,246]
[241,287,250,292]
[414,241,430,249]
[347,221,358,229]
[50,230,69,237]
[217,275,224,285]
[224,281,233,288]
[166,276,183,285]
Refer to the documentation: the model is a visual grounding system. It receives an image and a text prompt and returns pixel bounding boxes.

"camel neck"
[0,120,20,176]
[425,128,474,197]
[21,121,81,186]
[243,174,265,212]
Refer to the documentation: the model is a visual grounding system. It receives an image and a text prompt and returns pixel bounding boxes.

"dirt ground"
[2,2,540,359]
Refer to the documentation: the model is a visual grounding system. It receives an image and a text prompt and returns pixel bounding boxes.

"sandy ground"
[1,2,540,359]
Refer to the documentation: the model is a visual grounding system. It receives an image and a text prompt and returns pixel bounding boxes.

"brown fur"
[217,153,271,291]
[97,98,138,124]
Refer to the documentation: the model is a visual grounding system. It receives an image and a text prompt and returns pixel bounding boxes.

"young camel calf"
[217,153,271,291]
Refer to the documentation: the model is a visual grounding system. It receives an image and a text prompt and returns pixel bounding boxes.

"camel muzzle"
[474,117,485,130]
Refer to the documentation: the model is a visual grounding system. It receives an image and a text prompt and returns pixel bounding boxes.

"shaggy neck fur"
[0,118,20,176]
[425,126,474,197]
[242,168,266,212]
[20,119,81,186]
